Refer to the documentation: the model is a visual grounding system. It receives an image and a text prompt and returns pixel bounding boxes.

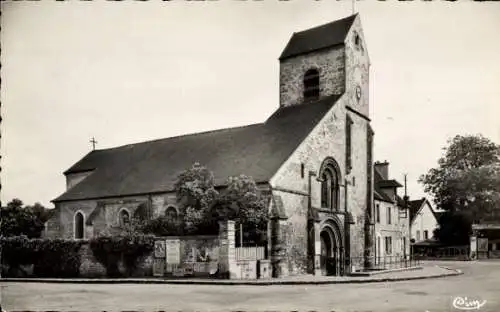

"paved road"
[1,261,499,312]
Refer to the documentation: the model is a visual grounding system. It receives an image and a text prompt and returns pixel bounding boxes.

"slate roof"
[409,198,425,223]
[279,14,357,60]
[54,95,341,203]
[396,195,408,208]
[373,168,394,203]
[377,179,403,188]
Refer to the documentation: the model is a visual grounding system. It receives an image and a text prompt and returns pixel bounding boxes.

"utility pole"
[404,174,408,198]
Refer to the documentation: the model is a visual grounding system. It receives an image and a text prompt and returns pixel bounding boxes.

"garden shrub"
[0,236,85,278]
[138,217,183,237]
[33,239,85,277]
[89,232,155,277]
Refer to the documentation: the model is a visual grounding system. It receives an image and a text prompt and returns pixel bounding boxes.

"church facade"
[46,14,377,277]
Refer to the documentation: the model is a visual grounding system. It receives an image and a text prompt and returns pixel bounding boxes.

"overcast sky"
[2,1,499,208]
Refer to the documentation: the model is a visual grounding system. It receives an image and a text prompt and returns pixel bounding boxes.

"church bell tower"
[278,14,370,119]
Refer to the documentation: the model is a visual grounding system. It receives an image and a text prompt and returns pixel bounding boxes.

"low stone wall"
[79,243,107,277]
[153,235,220,278]
[78,243,154,278]
[18,220,268,279]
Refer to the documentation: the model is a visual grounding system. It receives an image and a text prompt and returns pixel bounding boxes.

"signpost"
[470,235,477,260]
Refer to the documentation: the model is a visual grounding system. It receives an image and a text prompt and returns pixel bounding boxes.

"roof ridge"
[279,14,358,60]
[93,122,264,152]
[294,14,358,35]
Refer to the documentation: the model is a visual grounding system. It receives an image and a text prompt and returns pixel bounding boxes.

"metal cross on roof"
[90,137,98,150]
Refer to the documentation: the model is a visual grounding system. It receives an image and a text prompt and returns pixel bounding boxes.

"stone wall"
[270,94,372,274]
[344,16,370,118]
[54,199,98,239]
[346,111,370,269]
[279,46,345,107]
[152,235,221,278]
[49,192,181,239]
[151,193,179,218]
[273,190,308,276]
[270,16,372,275]
[77,242,154,278]
[270,99,346,276]
[78,243,107,277]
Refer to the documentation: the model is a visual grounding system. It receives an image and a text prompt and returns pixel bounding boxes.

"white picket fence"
[235,246,266,261]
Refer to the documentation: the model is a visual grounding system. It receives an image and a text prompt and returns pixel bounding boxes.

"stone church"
[46,14,375,277]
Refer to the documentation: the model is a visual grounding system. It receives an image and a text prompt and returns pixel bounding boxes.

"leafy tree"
[142,164,269,241]
[419,135,500,244]
[137,216,183,237]
[432,211,473,246]
[174,162,220,235]
[1,199,50,238]
[217,175,268,245]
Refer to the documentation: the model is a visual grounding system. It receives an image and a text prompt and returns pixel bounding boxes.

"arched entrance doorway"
[319,219,344,276]
[320,230,333,275]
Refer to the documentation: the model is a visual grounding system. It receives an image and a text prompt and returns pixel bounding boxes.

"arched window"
[303,68,320,101]
[74,212,84,239]
[119,209,130,227]
[320,166,339,211]
[165,206,178,220]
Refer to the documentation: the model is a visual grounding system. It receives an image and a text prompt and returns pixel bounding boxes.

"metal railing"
[235,246,266,261]
[349,255,421,271]
[413,246,469,260]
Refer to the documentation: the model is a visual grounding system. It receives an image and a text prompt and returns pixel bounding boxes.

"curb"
[349,266,423,277]
[0,269,462,286]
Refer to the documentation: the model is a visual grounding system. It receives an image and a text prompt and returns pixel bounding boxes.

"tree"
[432,212,472,246]
[142,164,269,241]
[419,134,500,244]
[1,199,50,238]
[174,163,220,235]
[217,175,269,245]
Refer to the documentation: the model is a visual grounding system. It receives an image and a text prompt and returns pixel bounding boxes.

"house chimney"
[374,161,389,180]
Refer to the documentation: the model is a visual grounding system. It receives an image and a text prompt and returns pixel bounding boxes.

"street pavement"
[1,261,499,312]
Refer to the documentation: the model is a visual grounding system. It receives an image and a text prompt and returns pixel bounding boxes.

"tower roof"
[279,14,358,61]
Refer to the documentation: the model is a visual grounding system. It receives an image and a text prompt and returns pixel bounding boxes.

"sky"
[1,0,499,208]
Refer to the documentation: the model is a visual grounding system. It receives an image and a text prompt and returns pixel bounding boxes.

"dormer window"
[303,68,320,101]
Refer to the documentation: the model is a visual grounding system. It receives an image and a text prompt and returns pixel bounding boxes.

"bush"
[34,239,85,277]
[0,236,85,277]
[89,232,155,277]
[138,217,183,237]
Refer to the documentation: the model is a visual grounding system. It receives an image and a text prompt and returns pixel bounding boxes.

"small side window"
[119,209,130,227]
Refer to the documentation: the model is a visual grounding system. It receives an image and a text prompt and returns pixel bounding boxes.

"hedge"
[1,236,85,278]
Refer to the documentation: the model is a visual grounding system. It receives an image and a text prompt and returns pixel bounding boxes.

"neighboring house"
[46,14,375,277]
[409,198,440,243]
[373,161,410,260]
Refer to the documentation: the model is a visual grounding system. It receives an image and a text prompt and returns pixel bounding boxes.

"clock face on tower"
[355,85,362,101]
